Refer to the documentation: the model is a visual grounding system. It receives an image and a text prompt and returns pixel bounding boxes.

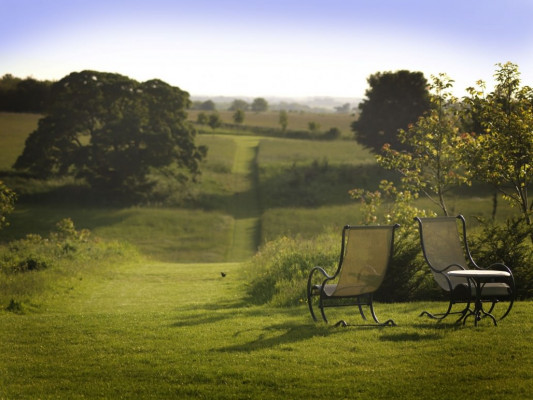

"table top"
[447,269,511,278]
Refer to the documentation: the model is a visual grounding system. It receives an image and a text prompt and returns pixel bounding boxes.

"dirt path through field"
[227,136,261,261]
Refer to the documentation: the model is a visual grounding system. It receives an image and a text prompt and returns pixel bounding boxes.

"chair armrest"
[307,266,333,281]
[486,262,512,273]
[441,263,467,272]
[307,266,334,294]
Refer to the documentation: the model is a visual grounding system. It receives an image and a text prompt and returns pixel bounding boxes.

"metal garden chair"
[307,224,399,327]
[415,215,515,325]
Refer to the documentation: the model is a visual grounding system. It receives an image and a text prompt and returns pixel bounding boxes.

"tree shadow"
[216,321,335,353]
[379,332,444,342]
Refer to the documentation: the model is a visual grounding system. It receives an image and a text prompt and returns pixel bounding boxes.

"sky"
[1,0,533,100]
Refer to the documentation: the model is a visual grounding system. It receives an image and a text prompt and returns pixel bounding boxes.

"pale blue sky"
[1,0,532,98]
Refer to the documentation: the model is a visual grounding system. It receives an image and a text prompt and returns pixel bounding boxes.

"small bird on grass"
[221,272,226,278]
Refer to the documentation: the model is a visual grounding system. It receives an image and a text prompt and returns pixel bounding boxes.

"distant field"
[188,110,356,138]
[0,112,40,169]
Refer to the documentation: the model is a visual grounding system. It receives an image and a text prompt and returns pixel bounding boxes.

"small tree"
[197,112,208,125]
[251,97,268,112]
[233,109,245,124]
[323,127,341,140]
[229,99,249,111]
[208,112,222,130]
[377,74,470,215]
[197,100,216,111]
[308,121,320,133]
[279,110,288,131]
[460,62,533,227]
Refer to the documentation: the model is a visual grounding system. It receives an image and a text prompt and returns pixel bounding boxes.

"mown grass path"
[227,136,261,261]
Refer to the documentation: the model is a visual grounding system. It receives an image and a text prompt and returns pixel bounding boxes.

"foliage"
[246,232,338,306]
[0,180,16,231]
[251,97,268,112]
[0,74,52,112]
[193,99,216,110]
[196,112,208,124]
[13,70,207,201]
[468,217,533,299]
[352,70,431,152]
[278,110,288,131]
[208,112,222,130]
[323,127,341,140]
[0,218,138,310]
[229,99,249,111]
[232,109,245,124]
[308,121,320,132]
[460,62,533,226]
[377,74,470,215]
[1,218,92,275]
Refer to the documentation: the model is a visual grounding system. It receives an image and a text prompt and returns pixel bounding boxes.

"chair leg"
[368,295,396,326]
[319,298,328,323]
[499,297,514,321]
[419,297,469,322]
[357,297,367,321]
[419,299,462,321]
[307,288,318,322]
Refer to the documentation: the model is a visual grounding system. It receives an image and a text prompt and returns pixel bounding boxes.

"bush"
[0,218,138,311]
[246,232,338,306]
[469,217,533,299]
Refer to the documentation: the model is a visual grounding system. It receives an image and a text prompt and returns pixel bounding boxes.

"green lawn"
[1,259,531,399]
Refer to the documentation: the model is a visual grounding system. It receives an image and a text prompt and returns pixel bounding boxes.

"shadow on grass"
[217,321,335,353]
[379,332,444,342]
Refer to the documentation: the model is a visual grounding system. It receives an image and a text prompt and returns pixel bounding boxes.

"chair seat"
[312,284,369,297]
[454,282,511,299]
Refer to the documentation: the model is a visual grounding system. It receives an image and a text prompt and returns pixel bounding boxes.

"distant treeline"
[0,74,53,113]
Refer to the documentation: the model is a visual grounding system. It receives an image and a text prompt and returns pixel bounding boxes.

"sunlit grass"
[1,260,531,399]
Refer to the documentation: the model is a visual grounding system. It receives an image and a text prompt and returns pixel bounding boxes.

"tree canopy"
[377,74,469,216]
[460,62,533,226]
[251,97,268,112]
[0,74,52,112]
[352,70,431,153]
[229,99,249,111]
[14,70,206,200]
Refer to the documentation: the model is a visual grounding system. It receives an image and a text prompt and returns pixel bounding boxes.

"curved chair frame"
[415,215,515,325]
[307,224,399,327]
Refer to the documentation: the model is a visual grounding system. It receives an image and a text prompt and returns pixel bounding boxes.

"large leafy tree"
[14,71,206,198]
[460,62,533,227]
[352,70,431,152]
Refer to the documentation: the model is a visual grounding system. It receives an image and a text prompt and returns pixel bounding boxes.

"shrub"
[246,232,338,306]
[1,218,138,310]
[469,217,533,299]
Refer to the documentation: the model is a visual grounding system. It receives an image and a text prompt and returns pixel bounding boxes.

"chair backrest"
[332,225,397,297]
[415,216,469,291]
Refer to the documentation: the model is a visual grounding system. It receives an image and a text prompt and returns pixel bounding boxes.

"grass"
[1,259,531,399]
[1,204,235,263]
